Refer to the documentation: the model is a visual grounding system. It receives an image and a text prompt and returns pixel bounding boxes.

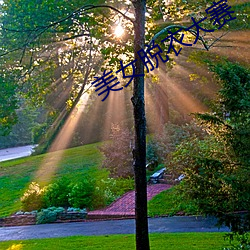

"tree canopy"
[168,60,250,233]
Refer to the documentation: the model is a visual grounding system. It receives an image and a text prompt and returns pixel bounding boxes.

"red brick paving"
[88,184,171,219]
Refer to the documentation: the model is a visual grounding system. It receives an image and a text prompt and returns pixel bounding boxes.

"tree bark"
[132,1,150,250]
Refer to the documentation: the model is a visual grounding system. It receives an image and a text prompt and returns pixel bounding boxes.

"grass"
[0,143,104,217]
[148,186,199,217]
[0,233,231,250]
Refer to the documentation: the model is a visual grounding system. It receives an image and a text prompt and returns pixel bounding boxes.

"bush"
[43,177,71,208]
[68,180,94,209]
[92,177,134,209]
[21,182,45,211]
[92,178,117,209]
[67,207,86,213]
[36,206,64,224]
[113,177,134,197]
[223,233,250,250]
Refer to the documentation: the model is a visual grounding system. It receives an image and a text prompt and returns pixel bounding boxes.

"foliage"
[32,123,48,144]
[0,74,18,136]
[202,61,250,167]
[67,207,86,213]
[146,140,160,171]
[68,179,94,209]
[93,177,134,208]
[20,182,45,212]
[43,177,95,209]
[168,136,240,211]
[18,161,133,213]
[99,124,133,178]
[113,177,135,197]
[167,61,250,233]
[43,178,71,208]
[223,232,250,250]
[36,206,64,224]
[147,122,206,167]
[93,177,118,208]
[0,104,44,149]
[227,2,250,30]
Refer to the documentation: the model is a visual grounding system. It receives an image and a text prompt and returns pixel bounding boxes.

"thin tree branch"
[57,33,91,43]
[146,25,210,52]
[1,4,134,33]
[206,30,230,49]
[0,4,134,57]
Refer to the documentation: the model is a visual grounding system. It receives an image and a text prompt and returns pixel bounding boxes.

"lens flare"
[114,24,124,37]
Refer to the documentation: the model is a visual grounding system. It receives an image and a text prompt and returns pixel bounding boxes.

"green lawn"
[148,186,199,217]
[0,233,231,250]
[0,143,103,217]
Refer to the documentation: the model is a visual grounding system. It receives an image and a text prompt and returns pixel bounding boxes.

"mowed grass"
[0,233,230,250]
[0,143,103,217]
[148,186,199,217]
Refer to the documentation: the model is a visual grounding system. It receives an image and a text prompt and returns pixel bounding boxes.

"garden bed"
[0,210,88,227]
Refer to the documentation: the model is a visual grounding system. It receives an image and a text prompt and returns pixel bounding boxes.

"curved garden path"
[88,184,171,219]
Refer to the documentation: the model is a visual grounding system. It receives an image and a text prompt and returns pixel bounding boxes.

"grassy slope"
[0,233,230,250]
[0,143,103,217]
[148,186,199,217]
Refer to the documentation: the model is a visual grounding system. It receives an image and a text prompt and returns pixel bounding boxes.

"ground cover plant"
[0,233,232,250]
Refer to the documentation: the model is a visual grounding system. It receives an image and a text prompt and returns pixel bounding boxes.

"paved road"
[0,145,37,162]
[0,216,229,241]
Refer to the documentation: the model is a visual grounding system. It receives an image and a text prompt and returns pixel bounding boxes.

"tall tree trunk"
[132,1,150,250]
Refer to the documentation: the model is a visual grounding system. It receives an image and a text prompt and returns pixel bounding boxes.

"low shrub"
[36,206,64,224]
[67,207,87,213]
[43,177,71,208]
[93,177,134,209]
[21,176,134,212]
[112,177,134,197]
[93,178,118,208]
[21,182,45,211]
[68,180,94,209]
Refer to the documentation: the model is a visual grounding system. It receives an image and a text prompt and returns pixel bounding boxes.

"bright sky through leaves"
[114,24,125,37]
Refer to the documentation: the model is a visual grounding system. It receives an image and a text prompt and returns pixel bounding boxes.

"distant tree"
[99,124,133,178]
[0,74,18,136]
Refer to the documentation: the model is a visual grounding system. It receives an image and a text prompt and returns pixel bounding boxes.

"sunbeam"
[35,93,90,184]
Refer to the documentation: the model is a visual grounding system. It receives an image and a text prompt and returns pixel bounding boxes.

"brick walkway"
[88,184,171,219]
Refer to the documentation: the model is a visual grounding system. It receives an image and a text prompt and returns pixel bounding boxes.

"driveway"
[0,145,37,162]
[0,216,229,241]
